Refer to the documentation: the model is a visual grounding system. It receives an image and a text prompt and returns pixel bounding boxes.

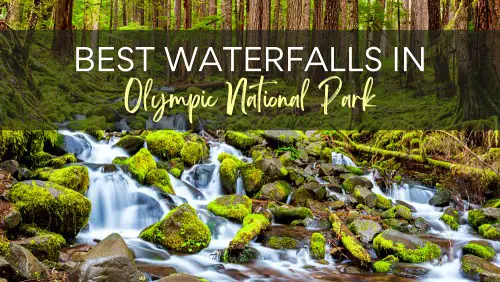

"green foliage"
[118,21,151,30]
[276,146,300,161]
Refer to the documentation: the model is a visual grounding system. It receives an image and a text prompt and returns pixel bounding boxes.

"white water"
[59,131,498,281]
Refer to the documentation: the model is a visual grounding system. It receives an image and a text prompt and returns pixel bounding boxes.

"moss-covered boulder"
[468,208,500,230]
[6,244,47,280]
[180,141,208,166]
[145,130,185,159]
[375,194,392,210]
[462,240,496,261]
[219,156,243,194]
[257,180,292,202]
[373,229,442,263]
[229,214,270,250]
[7,180,91,238]
[114,135,145,155]
[139,203,211,254]
[349,219,382,244]
[264,235,298,250]
[373,255,399,273]
[484,199,500,208]
[460,255,500,281]
[47,153,78,168]
[440,207,460,231]
[268,203,313,224]
[33,165,90,194]
[478,223,499,240]
[14,225,66,262]
[381,205,413,221]
[329,213,372,267]
[85,128,105,140]
[291,187,317,207]
[221,247,260,264]
[145,168,175,195]
[224,131,259,150]
[353,186,377,208]
[240,164,265,196]
[254,158,288,182]
[207,195,252,222]
[310,232,326,259]
[261,130,307,146]
[428,188,452,207]
[342,175,373,193]
[123,148,157,183]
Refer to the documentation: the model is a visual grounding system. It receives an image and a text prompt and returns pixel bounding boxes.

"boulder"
[33,165,90,194]
[414,217,431,233]
[392,263,431,278]
[468,208,500,230]
[220,247,260,264]
[240,164,265,196]
[478,223,499,240]
[258,181,292,202]
[139,204,211,253]
[261,130,307,146]
[158,273,208,282]
[254,158,288,182]
[229,214,270,250]
[7,180,91,238]
[264,235,299,250]
[145,130,185,159]
[428,189,452,207]
[291,187,317,207]
[69,233,145,282]
[0,160,19,178]
[268,203,313,223]
[310,232,326,259]
[305,141,324,157]
[342,176,373,193]
[349,219,382,244]
[353,186,377,208]
[224,131,259,150]
[180,140,209,166]
[0,256,25,281]
[462,240,496,261]
[373,229,441,263]
[373,255,399,273]
[381,205,413,221]
[114,135,145,155]
[460,255,500,281]
[219,156,243,194]
[145,168,175,195]
[0,207,21,231]
[122,148,157,183]
[6,244,47,280]
[375,194,392,210]
[14,226,66,262]
[439,207,460,231]
[207,195,252,222]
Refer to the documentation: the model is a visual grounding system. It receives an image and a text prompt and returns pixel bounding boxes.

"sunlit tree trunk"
[6,0,20,27]
[175,0,182,29]
[273,0,281,30]
[52,0,74,58]
[324,0,339,30]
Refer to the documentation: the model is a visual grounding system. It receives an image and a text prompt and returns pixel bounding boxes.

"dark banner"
[0,30,499,130]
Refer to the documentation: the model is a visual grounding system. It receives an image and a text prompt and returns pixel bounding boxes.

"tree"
[184,0,192,29]
[52,0,74,58]
[300,0,310,30]
[475,0,499,30]
[324,0,340,30]
[23,0,42,62]
[287,0,302,30]
[114,0,119,29]
[5,0,20,27]
[273,0,281,30]
[209,0,217,28]
[314,0,323,30]
[222,0,232,29]
[122,0,127,26]
[175,0,182,29]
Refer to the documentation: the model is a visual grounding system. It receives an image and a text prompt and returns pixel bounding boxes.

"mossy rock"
[224,131,259,150]
[180,141,208,166]
[158,273,208,282]
[373,229,442,263]
[33,165,90,194]
[47,153,77,168]
[114,135,145,155]
[349,219,382,244]
[375,194,392,210]
[124,148,157,183]
[484,199,500,209]
[84,128,105,140]
[7,180,91,238]
[229,214,270,250]
[342,175,373,193]
[207,195,252,222]
[257,180,292,202]
[468,208,500,230]
[139,203,211,254]
[145,130,185,159]
[145,168,175,195]
[254,158,288,182]
[373,255,399,273]
[268,203,313,224]
[439,207,460,231]
[24,151,53,169]
[381,205,413,221]
[15,225,66,262]
[462,240,496,261]
[353,186,377,208]
[261,130,307,146]
[264,235,298,250]
[310,232,326,259]
[240,164,265,196]
[291,187,317,207]
[428,188,452,207]
[478,223,500,240]
[460,254,500,281]
[219,157,243,194]
[221,247,260,264]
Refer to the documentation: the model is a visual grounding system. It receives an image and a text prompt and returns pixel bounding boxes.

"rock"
[428,189,452,207]
[0,256,25,281]
[84,128,105,140]
[373,255,399,273]
[392,263,430,278]
[145,130,185,159]
[14,226,66,262]
[122,148,157,183]
[17,168,31,181]
[0,170,16,193]
[302,218,331,230]
[60,244,93,263]
[180,140,209,166]
[353,187,377,208]
[6,244,47,280]
[381,205,413,221]
[139,204,211,253]
[349,219,382,244]
[0,160,19,178]
[184,164,215,188]
[373,229,441,263]
[291,187,317,206]
[114,135,145,155]
[468,208,500,230]
[460,254,500,281]
[229,214,270,250]
[478,223,499,240]
[440,207,460,231]
[484,199,500,208]
[240,164,265,196]
[254,158,287,182]
[268,203,313,223]
[375,194,392,210]
[462,240,496,261]
[7,180,91,238]
[69,233,145,282]
[219,156,243,194]
[47,153,78,168]
[258,181,292,202]
[207,195,252,222]
[342,176,373,193]
[261,130,307,146]
[224,131,260,150]
[396,200,417,212]
[33,165,90,194]
[136,263,176,280]
[220,247,260,264]
[158,273,207,282]
[381,218,410,232]
[310,232,326,259]
[307,200,345,213]
[0,208,21,230]
[264,235,299,249]
[305,141,325,157]
[414,217,431,233]
[329,213,372,267]
[145,168,175,195]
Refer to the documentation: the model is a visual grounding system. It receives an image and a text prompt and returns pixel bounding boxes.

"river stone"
[113,135,145,155]
[342,175,373,193]
[0,160,19,177]
[396,200,417,212]
[158,273,207,282]
[462,240,496,261]
[461,254,500,281]
[0,208,21,230]
[392,263,431,279]
[69,233,145,282]
[349,219,382,244]
[0,256,26,281]
[428,189,452,207]
[221,247,260,263]
[258,181,292,202]
[254,158,286,181]
[414,217,431,233]
[6,244,47,280]
[305,141,325,157]
[261,130,306,146]
[353,186,377,208]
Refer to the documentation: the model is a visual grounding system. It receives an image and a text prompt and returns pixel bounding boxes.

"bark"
[184,0,192,29]
[209,0,217,28]
[165,0,171,29]
[122,0,127,25]
[262,0,270,30]
[442,0,451,26]
[52,0,74,58]
[22,0,41,62]
[300,0,310,30]
[110,0,114,31]
[475,0,499,30]
[429,0,452,97]
[347,0,362,125]
[324,0,340,30]
[273,0,281,30]
[314,0,323,30]
[222,0,232,30]
[287,0,302,30]
[340,0,347,29]
[5,0,20,27]
[248,0,262,30]
[175,0,182,29]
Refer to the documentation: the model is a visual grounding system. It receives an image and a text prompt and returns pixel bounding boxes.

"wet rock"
[0,207,21,230]
[342,176,373,193]
[462,240,496,261]
[428,189,452,207]
[381,218,409,232]
[440,207,460,231]
[207,195,252,222]
[145,168,175,195]
[413,217,431,233]
[158,273,208,282]
[113,135,145,155]
[0,256,26,281]
[305,141,325,157]
[268,203,313,223]
[186,164,215,189]
[219,156,242,194]
[373,229,441,263]
[460,254,500,281]
[261,130,307,147]
[261,225,318,245]
[139,203,211,253]
[69,233,145,282]
[373,255,399,273]
[60,244,93,263]
[307,199,345,213]
[14,226,66,262]
[353,187,377,208]
[254,158,287,181]
[0,160,19,178]
[478,223,499,240]
[396,200,417,212]
[291,187,317,206]
[302,217,331,230]
[0,170,15,194]
[263,235,299,250]
[32,165,90,194]
[136,263,176,280]
[258,181,292,202]
[229,214,270,250]
[381,205,413,221]
[219,247,259,264]
[468,208,500,230]
[392,263,430,279]
[6,244,47,279]
[224,131,260,150]
[349,219,382,244]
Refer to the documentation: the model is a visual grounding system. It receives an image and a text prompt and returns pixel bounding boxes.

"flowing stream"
[59,131,499,281]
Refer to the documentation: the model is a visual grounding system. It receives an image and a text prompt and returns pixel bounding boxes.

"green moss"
[18,225,66,262]
[463,242,496,260]
[321,147,333,162]
[34,165,90,194]
[85,128,105,140]
[225,131,259,150]
[220,157,243,192]
[373,255,399,273]
[124,148,157,183]
[47,153,77,168]
[169,167,182,178]
[7,180,91,238]
[0,234,9,257]
[468,210,497,230]
[180,141,208,166]
[267,236,298,249]
[145,168,175,195]
[440,213,459,231]
[342,178,355,193]
[145,130,185,159]
[112,156,128,165]
[375,194,392,210]
[478,224,499,239]
[268,203,313,223]
[229,214,270,250]
[25,151,53,169]
[372,233,441,263]
[484,199,500,208]
[346,166,363,176]
[310,232,326,259]
[381,205,412,221]
[241,164,264,195]
[207,195,252,222]
[139,203,211,253]
[258,180,292,202]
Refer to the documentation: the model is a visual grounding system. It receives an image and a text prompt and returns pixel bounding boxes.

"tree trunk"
[273,0,281,30]
[166,0,171,29]
[442,0,451,26]
[6,0,20,27]
[429,0,452,97]
[110,0,114,31]
[300,0,310,30]
[222,0,232,30]
[184,0,192,29]
[122,0,127,25]
[324,0,339,30]
[52,0,74,58]
[347,0,362,125]
[340,0,347,29]
[23,0,41,62]
[406,0,425,85]
[209,0,217,28]
[90,0,101,51]
[313,0,323,30]
[238,0,245,30]
[175,0,182,29]
[152,0,158,29]
[248,0,262,30]
[287,0,302,30]
[475,0,499,30]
